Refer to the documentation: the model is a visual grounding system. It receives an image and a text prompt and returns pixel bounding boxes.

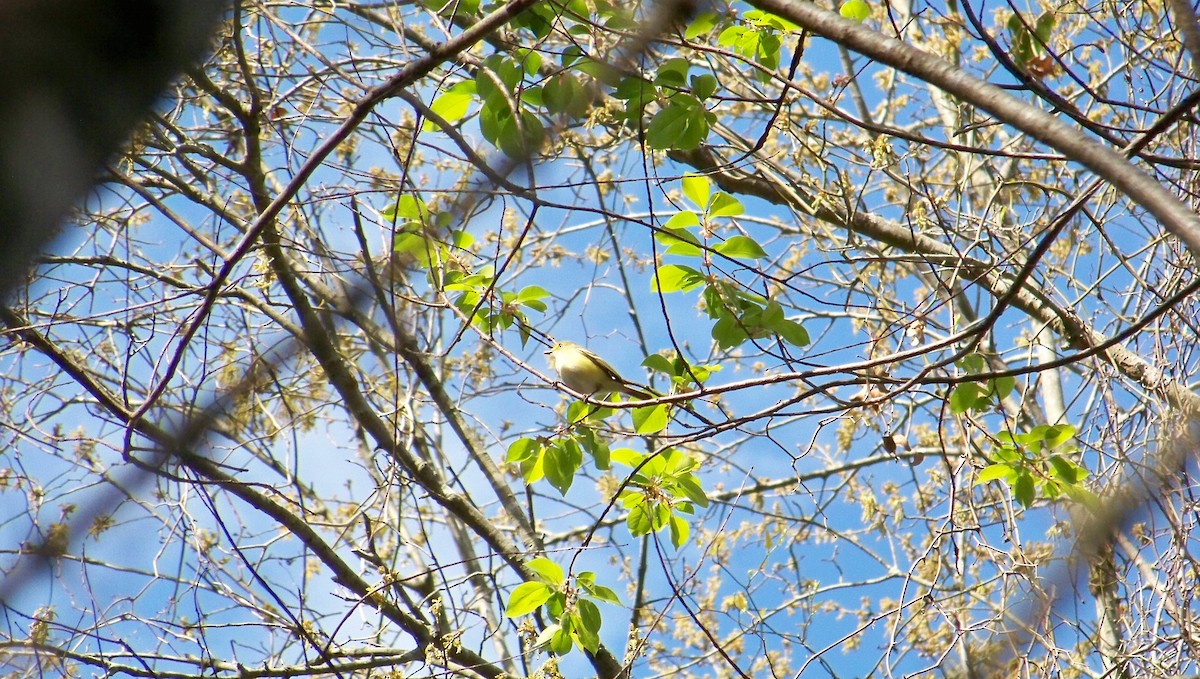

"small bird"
[545,341,653,400]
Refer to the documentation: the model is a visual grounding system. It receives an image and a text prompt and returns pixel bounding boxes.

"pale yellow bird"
[545,341,653,400]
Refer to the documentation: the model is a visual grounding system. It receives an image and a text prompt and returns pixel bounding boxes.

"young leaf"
[506,437,540,463]
[626,502,652,536]
[713,235,766,259]
[611,448,645,468]
[549,623,573,655]
[655,58,690,87]
[669,513,690,548]
[691,73,718,101]
[525,557,565,585]
[505,582,554,617]
[711,312,750,349]
[651,264,705,292]
[423,81,477,132]
[1044,424,1076,449]
[975,463,1014,484]
[543,444,574,495]
[707,191,744,217]
[583,582,622,605]
[646,96,710,150]
[1013,472,1036,508]
[574,599,603,652]
[656,222,703,257]
[632,404,670,434]
[948,382,980,414]
[840,0,871,21]
[675,476,709,507]
[681,173,711,208]
[684,12,719,40]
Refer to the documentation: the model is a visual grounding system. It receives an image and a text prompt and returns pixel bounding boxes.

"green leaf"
[613,74,656,120]
[1048,455,1087,484]
[475,55,522,102]
[1014,430,1042,446]
[382,194,432,224]
[714,235,766,259]
[506,437,540,463]
[1013,472,1035,508]
[718,23,782,71]
[675,476,709,507]
[717,25,747,49]
[515,47,543,75]
[575,599,603,652]
[544,591,566,619]
[652,264,705,293]
[434,0,479,17]
[423,81,477,132]
[744,9,801,31]
[519,445,545,484]
[707,191,744,217]
[992,444,1022,463]
[1007,15,1034,67]
[627,502,652,536]
[669,514,690,548]
[611,448,645,468]
[549,623,573,655]
[646,96,710,150]
[502,110,546,157]
[543,72,589,119]
[479,98,545,157]
[525,557,565,585]
[517,284,549,303]
[990,375,1016,401]
[663,210,700,230]
[543,442,578,495]
[505,581,554,617]
[691,73,718,101]
[840,0,871,21]
[773,318,810,347]
[711,312,750,349]
[656,219,703,257]
[392,232,443,270]
[655,58,690,87]
[512,3,555,37]
[576,429,610,470]
[632,404,670,434]
[948,382,981,414]
[1044,424,1076,449]
[681,173,710,208]
[450,229,474,249]
[583,583,621,605]
[660,448,695,475]
[975,463,1014,484]
[684,12,719,40]
[566,399,614,423]
[958,353,986,374]
[651,502,671,530]
[1034,11,1056,43]
[534,623,560,651]
[642,353,675,375]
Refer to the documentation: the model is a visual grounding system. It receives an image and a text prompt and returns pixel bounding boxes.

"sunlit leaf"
[505,582,553,617]
[525,557,565,585]
[840,0,871,22]
[632,404,670,434]
[423,81,477,132]
[714,235,766,259]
